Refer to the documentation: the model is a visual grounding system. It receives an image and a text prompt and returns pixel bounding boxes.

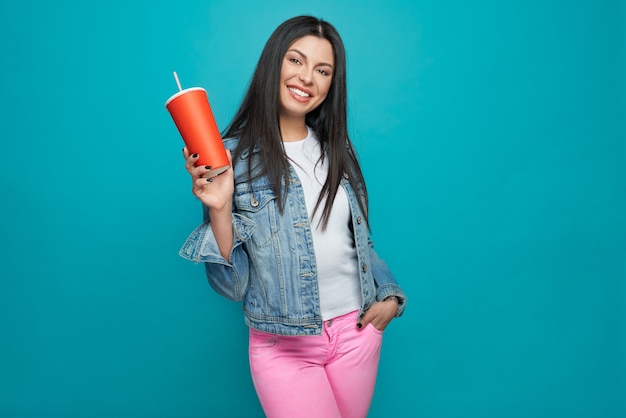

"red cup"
[165,87,230,177]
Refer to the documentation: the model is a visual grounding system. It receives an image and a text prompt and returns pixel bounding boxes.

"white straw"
[173,71,182,92]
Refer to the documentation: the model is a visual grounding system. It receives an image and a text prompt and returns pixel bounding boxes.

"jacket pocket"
[234,187,281,247]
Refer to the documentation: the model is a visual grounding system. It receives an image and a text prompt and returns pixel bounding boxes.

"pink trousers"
[248,310,383,418]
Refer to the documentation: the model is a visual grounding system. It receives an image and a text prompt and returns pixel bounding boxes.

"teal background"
[1,0,624,417]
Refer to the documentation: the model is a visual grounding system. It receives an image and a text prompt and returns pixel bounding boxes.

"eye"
[289,57,302,65]
[317,68,332,77]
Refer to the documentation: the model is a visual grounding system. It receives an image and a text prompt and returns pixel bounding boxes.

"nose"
[298,67,313,84]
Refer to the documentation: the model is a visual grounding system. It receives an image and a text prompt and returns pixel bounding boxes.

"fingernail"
[357,323,362,329]
[192,153,198,158]
[207,178,213,183]
[205,166,212,170]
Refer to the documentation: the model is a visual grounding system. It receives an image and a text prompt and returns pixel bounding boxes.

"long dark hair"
[223,15,369,229]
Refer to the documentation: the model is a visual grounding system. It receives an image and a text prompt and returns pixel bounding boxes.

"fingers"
[183,147,233,175]
[184,150,231,177]
[369,316,390,331]
[184,152,199,173]
[358,309,373,329]
[184,154,216,180]
[194,176,214,187]
[358,302,396,331]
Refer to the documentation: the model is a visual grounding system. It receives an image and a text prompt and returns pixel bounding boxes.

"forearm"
[368,244,407,316]
[209,203,234,261]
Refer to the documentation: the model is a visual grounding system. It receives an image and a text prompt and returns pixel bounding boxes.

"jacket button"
[251,197,259,207]
[362,263,368,272]
[357,216,362,224]
[343,172,349,179]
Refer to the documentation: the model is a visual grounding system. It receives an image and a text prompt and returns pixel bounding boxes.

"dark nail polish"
[205,166,212,170]
[357,323,362,329]
[207,178,213,183]
[192,153,198,158]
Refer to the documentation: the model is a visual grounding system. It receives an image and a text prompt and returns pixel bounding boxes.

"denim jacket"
[179,137,407,336]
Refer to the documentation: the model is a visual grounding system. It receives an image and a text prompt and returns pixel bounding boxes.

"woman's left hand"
[358,299,399,331]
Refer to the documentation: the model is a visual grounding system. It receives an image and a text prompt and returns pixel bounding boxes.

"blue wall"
[1,1,624,417]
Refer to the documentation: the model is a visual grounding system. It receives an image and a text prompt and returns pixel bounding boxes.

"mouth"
[287,86,312,99]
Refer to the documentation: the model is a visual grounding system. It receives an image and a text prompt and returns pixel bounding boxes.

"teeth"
[289,87,310,97]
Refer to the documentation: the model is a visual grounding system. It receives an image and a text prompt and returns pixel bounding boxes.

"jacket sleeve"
[179,204,255,302]
[368,239,407,317]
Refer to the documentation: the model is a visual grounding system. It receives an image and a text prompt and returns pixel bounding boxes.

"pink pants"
[248,310,383,418]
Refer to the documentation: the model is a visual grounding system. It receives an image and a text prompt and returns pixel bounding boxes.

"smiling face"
[278,35,335,123]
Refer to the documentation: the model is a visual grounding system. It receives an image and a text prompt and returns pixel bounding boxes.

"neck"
[280,116,308,142]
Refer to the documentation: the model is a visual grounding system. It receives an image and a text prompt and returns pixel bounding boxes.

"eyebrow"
[287,48,334,69]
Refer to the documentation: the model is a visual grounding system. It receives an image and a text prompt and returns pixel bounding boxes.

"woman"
[180,15,407,418]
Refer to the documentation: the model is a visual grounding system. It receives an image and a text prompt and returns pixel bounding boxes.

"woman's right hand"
[183,147,234,212]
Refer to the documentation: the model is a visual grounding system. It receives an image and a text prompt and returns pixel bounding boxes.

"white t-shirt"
[283,128,362,320]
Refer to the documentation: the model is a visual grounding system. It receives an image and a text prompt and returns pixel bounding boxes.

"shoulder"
[222,137,264,183]
[223,137,239,152]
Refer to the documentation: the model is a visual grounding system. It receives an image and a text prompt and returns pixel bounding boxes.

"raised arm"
[183,147,234,260]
